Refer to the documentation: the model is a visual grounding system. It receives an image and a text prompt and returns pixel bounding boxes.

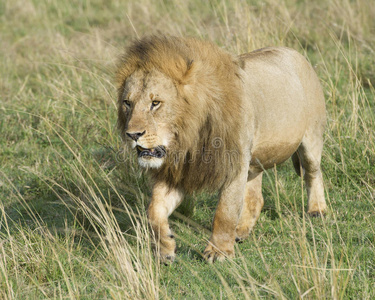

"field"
[1,0,374,298]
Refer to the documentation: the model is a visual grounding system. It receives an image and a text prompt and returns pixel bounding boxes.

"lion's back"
[239,47,325,113]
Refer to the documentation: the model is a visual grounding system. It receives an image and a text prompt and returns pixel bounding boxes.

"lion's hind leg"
[235,172,264,242]
[297,133,327,216]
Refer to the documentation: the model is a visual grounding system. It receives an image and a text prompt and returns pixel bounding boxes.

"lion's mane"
[116,35,244,192]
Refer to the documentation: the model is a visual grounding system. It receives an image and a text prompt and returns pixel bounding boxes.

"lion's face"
[119,69,180,169]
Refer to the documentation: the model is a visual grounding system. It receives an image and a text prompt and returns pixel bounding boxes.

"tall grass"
[1,0,374,298]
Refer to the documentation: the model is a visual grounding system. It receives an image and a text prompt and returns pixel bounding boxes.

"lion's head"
[118,68,177,169]
[116,35,244,192]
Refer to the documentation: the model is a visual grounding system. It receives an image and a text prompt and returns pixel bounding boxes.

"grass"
[1,0,374,298]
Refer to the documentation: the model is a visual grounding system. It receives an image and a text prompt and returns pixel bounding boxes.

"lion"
[116,35,326,263]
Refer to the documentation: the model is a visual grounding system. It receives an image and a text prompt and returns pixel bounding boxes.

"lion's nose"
[126,130,146,141]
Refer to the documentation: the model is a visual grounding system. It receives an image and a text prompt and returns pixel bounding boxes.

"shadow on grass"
[0,147,150,246]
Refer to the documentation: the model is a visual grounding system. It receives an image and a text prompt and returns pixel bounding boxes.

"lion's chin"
[138,156,165,169]
[133,144,167,169]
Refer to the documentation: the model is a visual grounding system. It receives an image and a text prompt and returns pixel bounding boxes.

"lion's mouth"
[136,145,166,159]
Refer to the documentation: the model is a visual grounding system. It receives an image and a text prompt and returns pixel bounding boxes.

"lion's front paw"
[159,252,175,265]
[203,244,234,263]
[235,225,251,243]
[155,234,176,265]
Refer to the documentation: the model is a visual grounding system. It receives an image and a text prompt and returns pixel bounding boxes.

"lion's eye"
[123,100,131,107]
[151,100,161,109]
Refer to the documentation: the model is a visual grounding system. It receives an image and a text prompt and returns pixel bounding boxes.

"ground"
[0,0,374,298]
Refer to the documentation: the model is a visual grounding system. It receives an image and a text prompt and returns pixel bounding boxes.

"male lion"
[116,35,326,263]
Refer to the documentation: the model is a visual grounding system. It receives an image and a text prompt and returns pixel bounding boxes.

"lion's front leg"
[148,182,184,264]
[204,172,247,263]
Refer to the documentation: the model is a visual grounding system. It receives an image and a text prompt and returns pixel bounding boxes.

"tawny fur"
[117,35,243,192]
[116,35,327,263]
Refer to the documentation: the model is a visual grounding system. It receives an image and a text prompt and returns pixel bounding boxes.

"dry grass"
[1,0,374,298]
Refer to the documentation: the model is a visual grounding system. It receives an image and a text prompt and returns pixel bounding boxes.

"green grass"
[1,0,374,298]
